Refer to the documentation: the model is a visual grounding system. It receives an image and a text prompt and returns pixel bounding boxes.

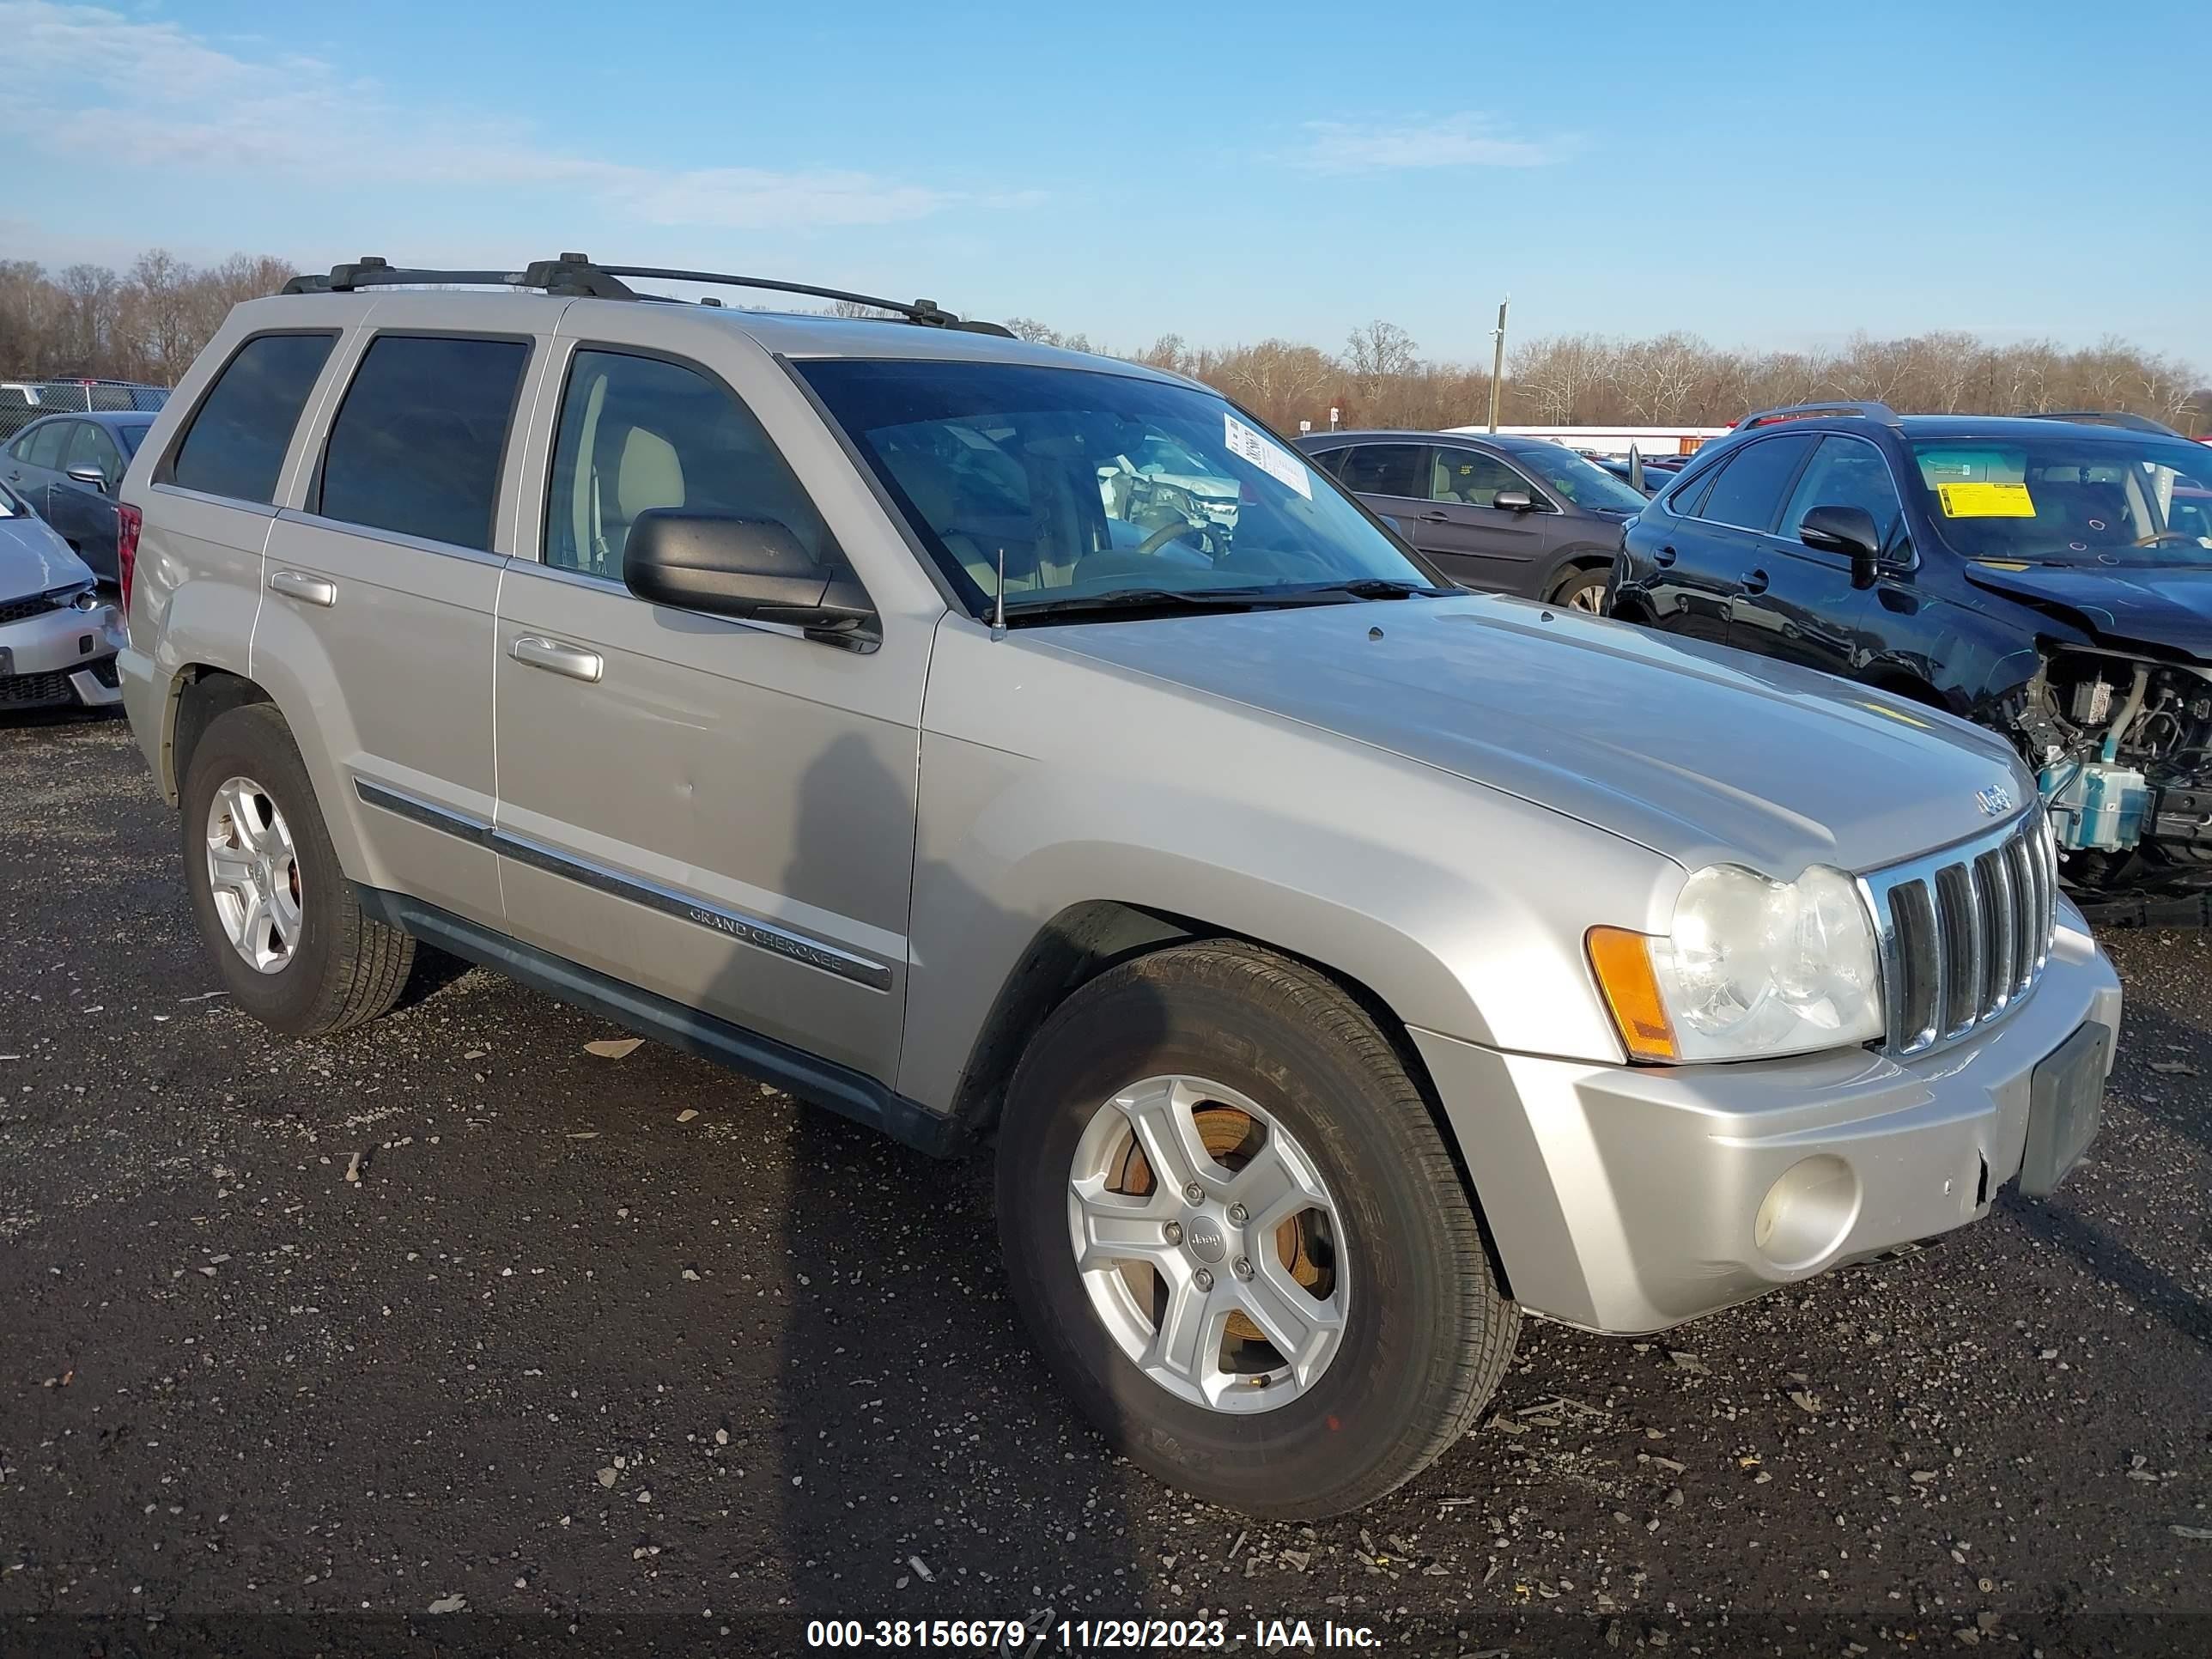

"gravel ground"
[1,714,2206,1659]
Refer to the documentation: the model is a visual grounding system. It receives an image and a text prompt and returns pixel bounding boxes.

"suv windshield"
[798,359,1436,616]
[1514,444,1651,514]
[1911,434,2212,567]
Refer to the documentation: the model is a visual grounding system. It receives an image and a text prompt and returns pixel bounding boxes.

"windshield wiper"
[1002,578,1452,624]
[1003,586,1279,621]
[1292,578,1450,599]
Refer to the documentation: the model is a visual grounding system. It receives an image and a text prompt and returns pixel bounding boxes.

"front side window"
[64,422,123,486]
[1430,447,1528,507]
[1336,443,1425,499]
[1910,434,2212,568]
[1693,433,1817,531]
[798,358,1437,617]
[1513,444,1653,514]
[316,335,528,551]
[170,332,337,504]
[1781,435,1907,553]
[544,349,845,581]
[20,420,70,470]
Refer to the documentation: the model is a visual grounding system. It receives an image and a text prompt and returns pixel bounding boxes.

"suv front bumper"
[1410,908,2121,1334]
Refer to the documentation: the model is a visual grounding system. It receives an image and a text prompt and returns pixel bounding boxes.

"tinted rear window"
[1337,443,1425,497]
[1693,433,1817,531]
[315,335,528,551]
[170,334,337,503]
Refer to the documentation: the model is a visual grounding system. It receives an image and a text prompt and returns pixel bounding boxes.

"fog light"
[1753,1155,1861,1272]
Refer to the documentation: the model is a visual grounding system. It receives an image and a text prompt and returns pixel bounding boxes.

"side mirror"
[623,510,873,637]
[65,465,107,493]
[1798,504,1883,588]
[1492,489,1535,513]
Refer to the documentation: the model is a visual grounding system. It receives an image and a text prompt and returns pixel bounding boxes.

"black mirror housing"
[1799,504,1884,587]
[623,510,873,637]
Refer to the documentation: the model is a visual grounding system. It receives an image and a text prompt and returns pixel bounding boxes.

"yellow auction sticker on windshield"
[1937,481,2037,518]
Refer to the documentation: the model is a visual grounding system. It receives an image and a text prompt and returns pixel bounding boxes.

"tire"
[179,702,414,1037]
[1550,565,1609,614]
[996,940,1518,1517]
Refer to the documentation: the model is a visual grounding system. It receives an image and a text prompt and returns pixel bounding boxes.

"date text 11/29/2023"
[803,1616,1385,1650]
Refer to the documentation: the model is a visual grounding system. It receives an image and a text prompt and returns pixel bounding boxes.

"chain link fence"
[0,380,170,443]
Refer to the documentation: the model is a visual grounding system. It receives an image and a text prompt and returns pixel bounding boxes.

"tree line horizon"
[4,249,2203,439]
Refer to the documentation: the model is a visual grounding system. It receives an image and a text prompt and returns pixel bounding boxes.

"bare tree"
[1612,331,1705,423]
[1510,333,1611,423]
[1345,320,1419,384]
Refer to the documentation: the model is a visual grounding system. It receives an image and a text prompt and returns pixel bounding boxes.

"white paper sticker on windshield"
[1224,413,1311,499]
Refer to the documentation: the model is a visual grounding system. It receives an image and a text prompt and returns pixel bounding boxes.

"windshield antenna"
[991,545,1007,640]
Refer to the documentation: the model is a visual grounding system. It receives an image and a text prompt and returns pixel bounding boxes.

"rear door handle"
[1654,544,1677,567]
[1742,568,1770,595]
[268,569,337,607]
[510,635,604,684]
[1417,510,1451,523]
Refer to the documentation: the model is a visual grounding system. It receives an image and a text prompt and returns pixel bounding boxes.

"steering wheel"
[1132,516,1203,557]
[2135,530,2198,549]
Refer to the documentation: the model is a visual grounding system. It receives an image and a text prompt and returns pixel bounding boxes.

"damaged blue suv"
[1611,403,2212,922]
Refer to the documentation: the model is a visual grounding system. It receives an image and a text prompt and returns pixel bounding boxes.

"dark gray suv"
[1297,428,1646,610]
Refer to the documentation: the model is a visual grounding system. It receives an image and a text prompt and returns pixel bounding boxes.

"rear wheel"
[180,703,414,1036]
[996,941,1518,1517]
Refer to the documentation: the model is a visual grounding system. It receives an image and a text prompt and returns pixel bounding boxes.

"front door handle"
[510,635,604,684]
[1417,510,1452,523]
[1654,544,1677,567]
[268,569,337,607]
[1741,568,1770,596]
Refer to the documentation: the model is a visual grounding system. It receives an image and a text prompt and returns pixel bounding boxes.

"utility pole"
[1486,296,1510,433]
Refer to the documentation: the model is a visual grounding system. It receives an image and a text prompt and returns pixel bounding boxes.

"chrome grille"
[1859,805,2057,1057]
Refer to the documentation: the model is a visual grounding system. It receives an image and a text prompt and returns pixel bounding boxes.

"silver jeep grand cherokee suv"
[115,255,2121,1519]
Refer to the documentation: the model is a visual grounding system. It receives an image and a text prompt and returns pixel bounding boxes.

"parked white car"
[0,479,122,712]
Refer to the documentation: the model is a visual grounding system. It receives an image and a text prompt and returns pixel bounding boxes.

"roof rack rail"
[280,252,1015,337]
[1735,400,1903,430]
[2021,410,2187,438]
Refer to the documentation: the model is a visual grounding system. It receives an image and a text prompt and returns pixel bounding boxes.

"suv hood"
[1036,594,2026,875]
[1964,562,2212,659]
[0,512,92,601]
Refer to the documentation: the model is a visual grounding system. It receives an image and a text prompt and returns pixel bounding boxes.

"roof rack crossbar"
[1735,399,1903,430]
[279,252,1014,336]
[280,257,621,297]
[2021,410,2187,438]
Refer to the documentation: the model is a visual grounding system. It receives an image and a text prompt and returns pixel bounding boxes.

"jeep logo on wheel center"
[1184,1215,1227,1263]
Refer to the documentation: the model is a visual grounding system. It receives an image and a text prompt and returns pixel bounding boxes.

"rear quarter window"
[168,332,338,504]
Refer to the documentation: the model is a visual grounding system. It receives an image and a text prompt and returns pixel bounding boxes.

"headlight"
[1589,864,1883,1062]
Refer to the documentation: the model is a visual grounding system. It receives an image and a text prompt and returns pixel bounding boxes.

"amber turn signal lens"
[1586,927,1679,1062]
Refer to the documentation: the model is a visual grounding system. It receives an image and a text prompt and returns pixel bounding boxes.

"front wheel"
[996,941,1518,1517]
[1551,566,1610,614]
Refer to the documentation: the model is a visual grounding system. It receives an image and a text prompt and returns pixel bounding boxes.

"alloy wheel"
[1066,1074,1348,1413]
[204,775,303,974]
